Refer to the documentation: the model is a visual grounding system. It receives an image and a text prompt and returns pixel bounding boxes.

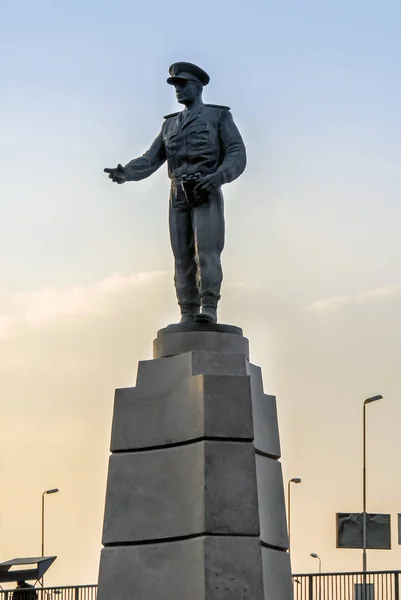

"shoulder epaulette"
[163,111,180,119]
[205,104,231,110]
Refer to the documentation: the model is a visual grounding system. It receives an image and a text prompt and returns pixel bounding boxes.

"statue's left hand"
[194,172,223,193]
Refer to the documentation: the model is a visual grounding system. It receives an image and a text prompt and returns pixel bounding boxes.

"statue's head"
[167,62,209,105]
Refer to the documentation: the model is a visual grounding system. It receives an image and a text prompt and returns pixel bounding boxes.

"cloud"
[0,270,167,338]
[310,283,401,313]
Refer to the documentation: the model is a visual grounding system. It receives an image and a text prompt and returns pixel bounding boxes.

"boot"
[195,304,217,324]
[179,304,200,324]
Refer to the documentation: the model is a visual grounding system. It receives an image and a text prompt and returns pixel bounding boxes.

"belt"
[171,172,202,186]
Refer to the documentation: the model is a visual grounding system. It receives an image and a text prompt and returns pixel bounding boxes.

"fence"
[293,571,401,600]
[1,573,400,600]
[0,586,97,600]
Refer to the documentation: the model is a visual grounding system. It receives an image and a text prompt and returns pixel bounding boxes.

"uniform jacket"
[124,104,246,186]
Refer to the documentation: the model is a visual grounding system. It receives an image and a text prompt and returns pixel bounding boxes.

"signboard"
[336,513,391,549]
[398,514,401,545]
[354,583,375,600]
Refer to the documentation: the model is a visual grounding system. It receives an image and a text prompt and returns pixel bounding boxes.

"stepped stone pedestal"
[97,324,293,600]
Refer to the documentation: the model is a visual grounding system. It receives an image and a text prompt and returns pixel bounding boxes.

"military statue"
[104,62,246,325]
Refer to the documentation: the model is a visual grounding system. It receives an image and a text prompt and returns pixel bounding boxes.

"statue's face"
[173,79,201,104]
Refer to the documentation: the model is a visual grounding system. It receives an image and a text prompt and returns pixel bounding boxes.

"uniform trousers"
[169,184,225,309]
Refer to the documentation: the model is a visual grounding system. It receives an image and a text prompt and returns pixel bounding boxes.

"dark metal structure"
[0,558,56,584]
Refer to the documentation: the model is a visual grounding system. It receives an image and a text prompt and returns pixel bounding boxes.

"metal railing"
[2,573,401,600]
[0,586,97,600]
[292,571,401,600]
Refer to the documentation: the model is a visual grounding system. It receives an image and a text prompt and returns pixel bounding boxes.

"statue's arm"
[215,111,247,184]
[124,130,166,181]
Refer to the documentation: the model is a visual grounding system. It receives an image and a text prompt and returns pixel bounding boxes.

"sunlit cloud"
[310,284,401,314]
[0,271,167,338]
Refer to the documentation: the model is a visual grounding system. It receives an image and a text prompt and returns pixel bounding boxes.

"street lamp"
[310,553,322,573]
[287,478,301,551]
[41,488,59,587]
[41,489,59,558]
[363,395,383,573]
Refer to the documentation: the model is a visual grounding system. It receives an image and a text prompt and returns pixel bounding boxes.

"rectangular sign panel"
[354,583,375,600]
[336,513,391,549]
[398,514,401,545]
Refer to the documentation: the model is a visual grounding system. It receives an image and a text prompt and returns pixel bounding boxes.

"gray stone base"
[153,328,249,359]
[98,538,293,600]
[98,536,265,600]
[97,328,293,600]
[161,322,243,335]
[102,441,260,545]
[262,546,294,600]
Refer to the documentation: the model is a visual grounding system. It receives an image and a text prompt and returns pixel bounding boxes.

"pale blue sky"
[1,0,401,583]
[1,0,401,295]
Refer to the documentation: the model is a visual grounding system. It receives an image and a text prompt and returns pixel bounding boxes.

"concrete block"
[248,362,281,458]
[204,441,259,535]
[262,546,293,600]
[204,536,265,600]
[98,536,265,600]
[97,538,205,600]
[202,375,253,440]
[102,441,259,545]
[256,454,289,550]
[162,322,243,335]
[110,374,254,451]
[136,351,193,392]
[136,352,248,392]
[110,379,203,451]
[192,351,248,376]
[154,330,249,359]
[102,444,204,544]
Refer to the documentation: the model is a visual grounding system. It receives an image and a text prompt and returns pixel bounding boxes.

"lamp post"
[310,552,322,573]
[41,488,59,557]
[287,478,301,551]
[363,395,383,573]
[41,488,59,586]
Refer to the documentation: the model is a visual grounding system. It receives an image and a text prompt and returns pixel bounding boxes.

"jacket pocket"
[165,132,178,156]
[187,126,210,152]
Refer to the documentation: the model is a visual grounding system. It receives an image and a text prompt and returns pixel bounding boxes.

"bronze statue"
[105,62,246,325]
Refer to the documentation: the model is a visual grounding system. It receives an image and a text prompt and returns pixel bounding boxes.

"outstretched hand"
[104,164,127,184]
[194,172,223,194]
